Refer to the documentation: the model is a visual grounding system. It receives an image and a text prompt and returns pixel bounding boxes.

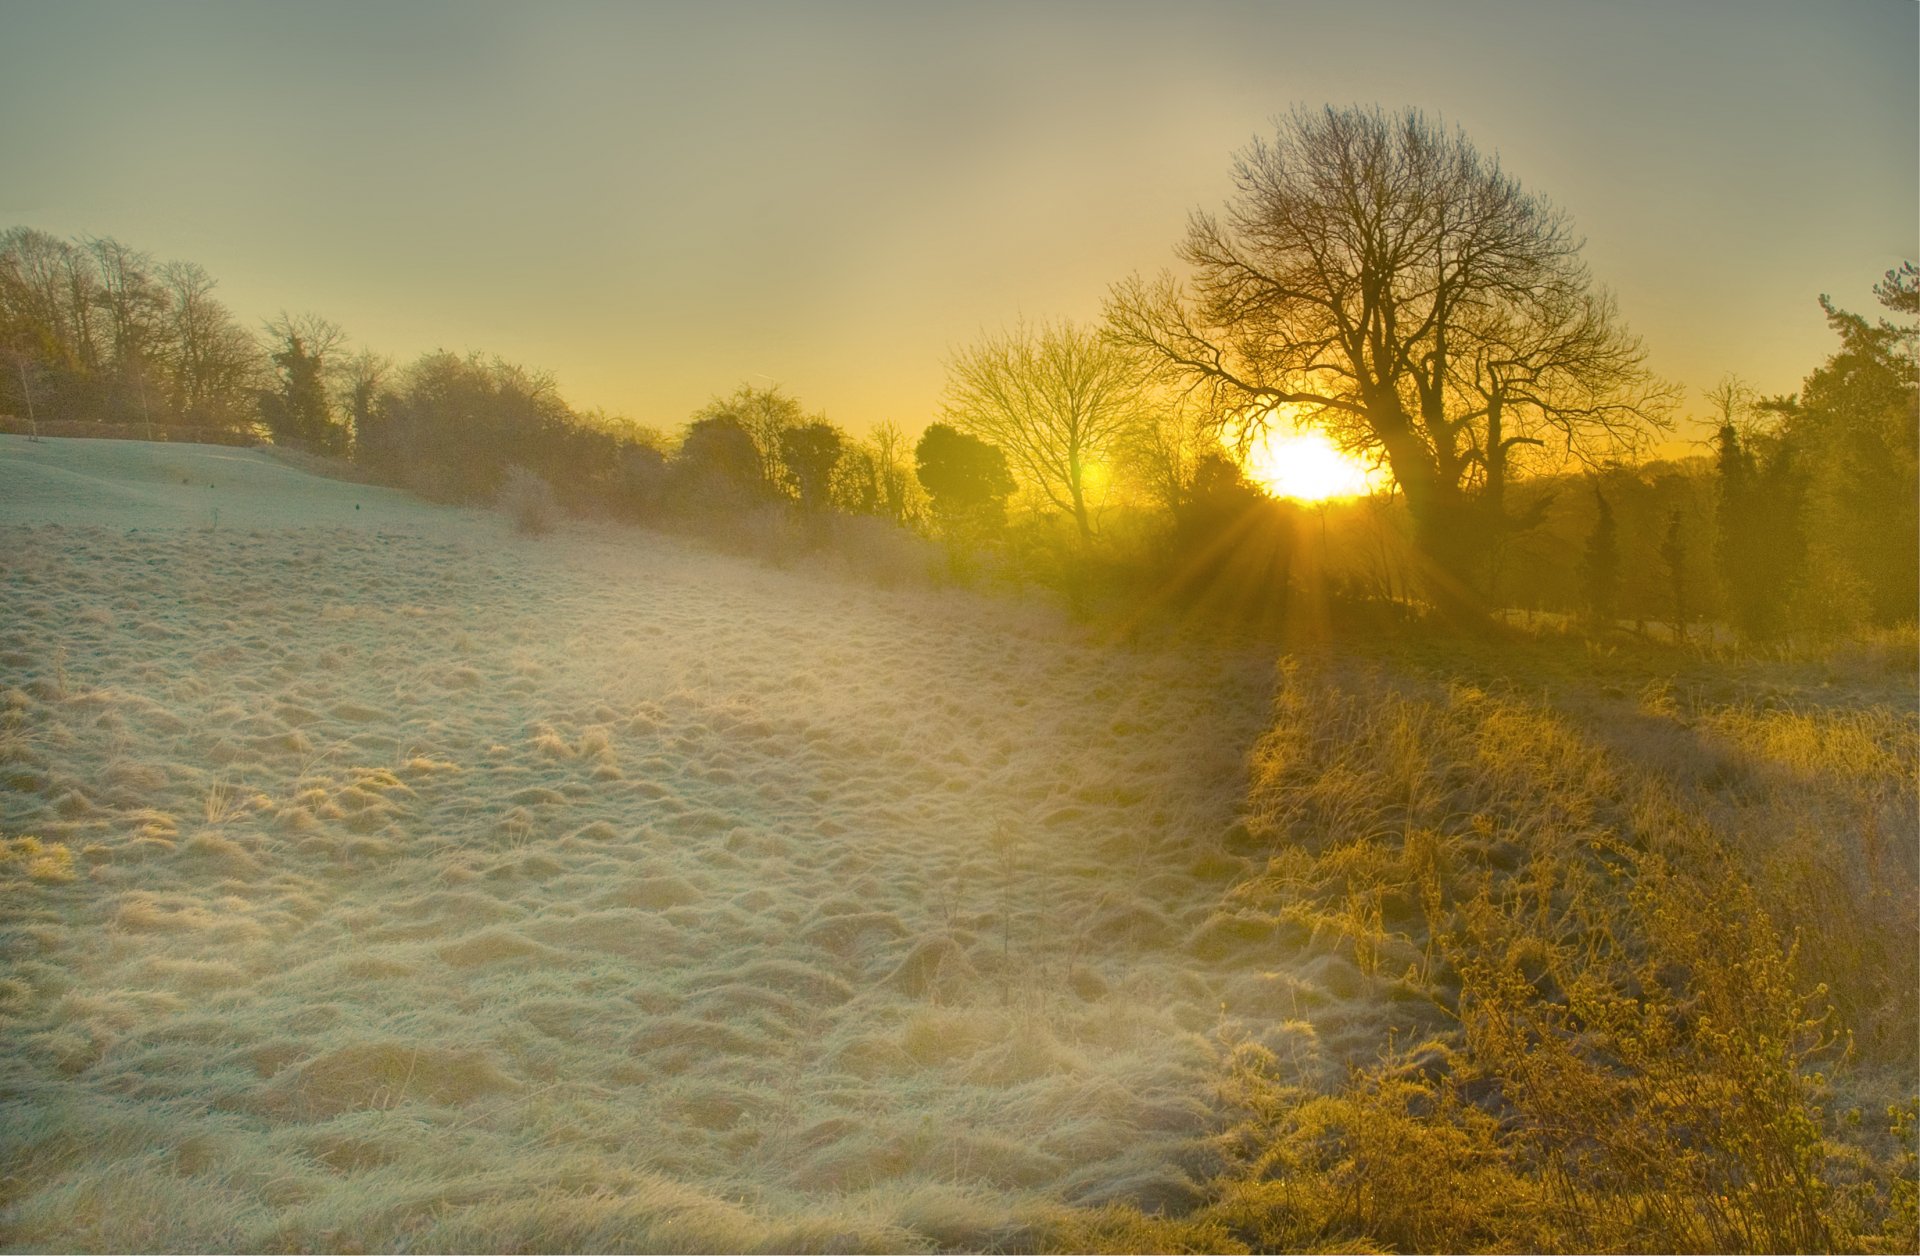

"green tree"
[259,313,346,454]
[914,422,1013,527]
[779,421,844,512]
[1581,483,1619,628]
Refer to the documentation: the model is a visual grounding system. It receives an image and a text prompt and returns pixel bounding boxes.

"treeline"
[0,223,1296,623]
[2,223,1912,642]
[1479,269,1917,642]
[0,227,260,434]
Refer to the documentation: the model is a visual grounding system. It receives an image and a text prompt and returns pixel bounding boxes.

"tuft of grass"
[2,835,77,883]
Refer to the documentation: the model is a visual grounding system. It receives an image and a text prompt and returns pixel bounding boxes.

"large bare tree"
[1108,105,1672,613]
[943,318,1146,542]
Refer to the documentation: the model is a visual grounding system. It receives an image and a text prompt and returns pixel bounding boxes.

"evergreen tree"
[1660,508,1690,643]
[914,423,1013,527]
[1581,483,1619,628]
[259,315,346,454]
[1715,424,1774,639]
[778,422,844,513]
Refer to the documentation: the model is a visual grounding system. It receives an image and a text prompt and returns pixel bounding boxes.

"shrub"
[828,514,938,590]
[497,466,559,536]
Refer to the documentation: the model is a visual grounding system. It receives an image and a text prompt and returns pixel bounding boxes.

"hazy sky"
[3,0,1914,442]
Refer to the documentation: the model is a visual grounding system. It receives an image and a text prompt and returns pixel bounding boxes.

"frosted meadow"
[1,436,1354,1250]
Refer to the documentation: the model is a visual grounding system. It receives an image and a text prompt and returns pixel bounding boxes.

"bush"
[497,466,559,536]
[827,514,938,589]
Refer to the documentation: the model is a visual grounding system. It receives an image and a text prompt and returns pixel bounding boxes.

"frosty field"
[0,436,1348,1251]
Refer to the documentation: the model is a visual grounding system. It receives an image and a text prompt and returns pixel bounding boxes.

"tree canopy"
[942,319,1145,541]
[1108,105,1673,615]
[914,422,1014,525]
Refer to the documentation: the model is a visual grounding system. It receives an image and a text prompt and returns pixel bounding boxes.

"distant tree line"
[0,227,260,434]
[3,204,1911,641]
[1478,266,1916,642]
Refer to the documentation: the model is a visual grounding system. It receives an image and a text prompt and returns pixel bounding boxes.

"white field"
[0,436,1371,1251]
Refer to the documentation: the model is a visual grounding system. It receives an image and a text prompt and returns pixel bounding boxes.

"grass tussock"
[1057,649,1919,1254]
[1,834,76,883]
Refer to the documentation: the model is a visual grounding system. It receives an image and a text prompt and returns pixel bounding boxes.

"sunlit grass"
[1057,646,1919,1253]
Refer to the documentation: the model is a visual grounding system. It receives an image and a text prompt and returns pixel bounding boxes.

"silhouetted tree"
[1876,261,1920,316]
[690,384,811,492]
[86,236,166,419]
[1764,277,1919,630]
[779,421,843,512]
[336,347,391,454]
[915,422,1013,527]
[1714,422,1768,638]
[260,313,347,454]
[869,420,918,523]
[943,319,1145,541]
[1581,483,1619,627]
[1108,105,1671,617]
[1166,452,1297,627]
[370,350,576,500]
[158,260,259,432]
[833,444,882,515]
[671,413,767,509]
[1116,390,1215,520]
[1660,508,1691,643]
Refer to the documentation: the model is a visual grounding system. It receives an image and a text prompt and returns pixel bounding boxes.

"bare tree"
[690,384,811,492]
[867,419,919,523]
[85,236,165,407]
[336,346,392,453]
[1108,105,1671,614]
[1113,386,1221,520]
[159,260,260,431]
[6,348,41,439]
[943,318,1146,541]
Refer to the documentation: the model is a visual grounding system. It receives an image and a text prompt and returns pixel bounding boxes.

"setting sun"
[1233,419,1386,502]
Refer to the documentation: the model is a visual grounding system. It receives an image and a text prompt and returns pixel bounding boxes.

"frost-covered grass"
[1,436,1304,1252]
[3,437,1912,1252]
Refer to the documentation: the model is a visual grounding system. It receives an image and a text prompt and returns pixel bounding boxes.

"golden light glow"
[1231,414,1386,502]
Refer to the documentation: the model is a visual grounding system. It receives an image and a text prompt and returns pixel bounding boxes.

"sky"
[2,0,1914,445]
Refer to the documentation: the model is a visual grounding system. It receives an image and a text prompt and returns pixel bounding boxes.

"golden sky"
[3,0,1913,443]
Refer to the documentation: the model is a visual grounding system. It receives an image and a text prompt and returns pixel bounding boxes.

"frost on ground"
[0,437,1363,1251]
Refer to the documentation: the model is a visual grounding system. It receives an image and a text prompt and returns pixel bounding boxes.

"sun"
[1232,416,1385,502]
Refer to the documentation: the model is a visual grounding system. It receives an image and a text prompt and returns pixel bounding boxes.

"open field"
[0,436,1338,1251]
[2,436,1915,1252]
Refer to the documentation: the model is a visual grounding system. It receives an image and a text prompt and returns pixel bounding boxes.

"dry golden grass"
[1052,641,1918,1253]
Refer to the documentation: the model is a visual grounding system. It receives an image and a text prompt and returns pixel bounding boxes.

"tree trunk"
[1373,404,1490,626]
